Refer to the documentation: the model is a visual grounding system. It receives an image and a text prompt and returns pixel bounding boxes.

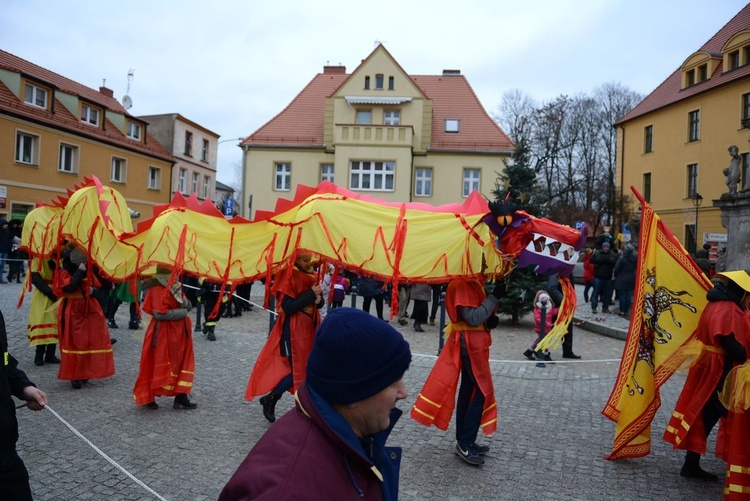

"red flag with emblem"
[602,187,712,460]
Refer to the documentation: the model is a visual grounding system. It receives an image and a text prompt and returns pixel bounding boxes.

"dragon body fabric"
[20,177,584,336]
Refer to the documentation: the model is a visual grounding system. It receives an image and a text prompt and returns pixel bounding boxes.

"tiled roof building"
[616,3,750,256]
[240,44,513,216]
[0,49,174,219]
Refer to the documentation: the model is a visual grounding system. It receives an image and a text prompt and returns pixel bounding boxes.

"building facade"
[138,113,220,202]
[0,49,174,220]
[240,44,514,218]
[616,4,750,256]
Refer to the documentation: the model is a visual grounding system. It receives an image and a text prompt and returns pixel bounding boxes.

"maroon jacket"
[220,383,402,500]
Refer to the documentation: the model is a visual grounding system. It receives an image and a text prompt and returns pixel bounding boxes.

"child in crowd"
[330,267,349,309]
[523,290,558,361]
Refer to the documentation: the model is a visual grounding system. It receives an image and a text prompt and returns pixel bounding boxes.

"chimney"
[323,65,346,75]
[442,69,461,76]
[99,86,114,97]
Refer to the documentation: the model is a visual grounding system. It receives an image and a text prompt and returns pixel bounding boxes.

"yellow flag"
[602,187,712,459]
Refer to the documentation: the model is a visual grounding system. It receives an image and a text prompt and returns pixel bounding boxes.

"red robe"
[663,300,749,454]
[133,284,196,406]
[411,279,497,435]
[54,269,114,381]
[245,266,321,400]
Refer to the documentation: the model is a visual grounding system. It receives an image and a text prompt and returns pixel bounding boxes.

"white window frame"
[445,119,460,133]
[462,168,480,197]
[59,142,79,173]
[148,166,161,190]
[384,110,400,126]
[81,104,100,126]
[415,168,432,197]
[15,131,39,165]
[24,83,47,108]
[178,168,187,194]
[275,162,291,191]
[111,156,127,183]
[203,176,211,199]
[356,110,372,125]
[349,161,395,192]
[191,172,200,194]
[127,122,142,140]
[321,164,335,183]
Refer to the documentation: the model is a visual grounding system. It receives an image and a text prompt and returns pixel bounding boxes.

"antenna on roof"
[122,69,135,110]
[102,78,106,87]
[374,39,387,48]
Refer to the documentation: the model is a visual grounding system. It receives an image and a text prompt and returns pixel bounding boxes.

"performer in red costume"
[411,275,506,466]
[245,252,324,422]
[133,268,197,410]
[663,270,750,481]
[53,245,114,390]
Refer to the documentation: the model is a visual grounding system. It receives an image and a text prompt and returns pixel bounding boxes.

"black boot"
[259,392,281,423]
[680,452,718,481]
[206,326,216,341]
[44,344,60,364]
[34,345,45,366]
[128,320,139,330]
[173,393,197,409]
[523,349,535,360]
[413,321,425,332]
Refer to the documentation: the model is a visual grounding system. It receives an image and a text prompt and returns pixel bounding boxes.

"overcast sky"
[2,0,748,187]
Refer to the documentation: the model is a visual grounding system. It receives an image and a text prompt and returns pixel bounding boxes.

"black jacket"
[590,249,618,280]
[0,309,34,453]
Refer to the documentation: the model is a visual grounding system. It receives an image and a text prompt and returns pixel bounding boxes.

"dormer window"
[127,122,142,140]
[681,51,720,88]
[24,83,48,108]
[729,50,740,70]
[445,119,460,133]
[723,31,750,74]
[375,74,384,90]
[81,104,100,126]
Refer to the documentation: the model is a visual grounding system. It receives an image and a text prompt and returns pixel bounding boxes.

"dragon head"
[482,200,586,277]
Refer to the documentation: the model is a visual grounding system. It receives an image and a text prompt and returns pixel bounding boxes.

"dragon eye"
[496,214,513,227]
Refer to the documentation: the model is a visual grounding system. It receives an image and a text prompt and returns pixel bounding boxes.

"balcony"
[334,124,413,148]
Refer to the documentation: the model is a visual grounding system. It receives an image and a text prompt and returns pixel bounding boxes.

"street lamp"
[692,192,703,254]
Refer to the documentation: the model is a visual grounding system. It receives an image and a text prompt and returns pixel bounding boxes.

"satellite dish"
[122,95,133,110]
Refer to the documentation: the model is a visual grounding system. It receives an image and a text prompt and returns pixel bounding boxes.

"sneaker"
[591,308,597,314]
[522,349,535,360]
[107,319,119,329]
[472,443,490,455]
[454,443,484,466]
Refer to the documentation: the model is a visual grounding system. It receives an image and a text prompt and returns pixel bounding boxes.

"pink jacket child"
[523,290,559,360]
[330,269,350,308]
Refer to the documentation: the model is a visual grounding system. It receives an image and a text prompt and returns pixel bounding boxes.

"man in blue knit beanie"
[221,307,411,501]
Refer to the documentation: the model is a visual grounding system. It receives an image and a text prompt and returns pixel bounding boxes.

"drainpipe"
[241,144,249,218]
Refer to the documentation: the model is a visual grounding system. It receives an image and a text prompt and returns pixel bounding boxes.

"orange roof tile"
[413,74,514,152]
[617,4,750,124]
[0,49,173,162]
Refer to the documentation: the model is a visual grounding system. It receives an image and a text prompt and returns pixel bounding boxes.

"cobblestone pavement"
[3,281,725,500]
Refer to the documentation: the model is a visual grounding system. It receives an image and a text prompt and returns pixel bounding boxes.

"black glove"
[485,314,499,330]
[46,293,59,302]
[491,281,507,299]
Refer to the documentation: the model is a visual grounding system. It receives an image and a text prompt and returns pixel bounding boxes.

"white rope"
[43,405,168,501]
[412,352,622,364]
[181,283,277,317]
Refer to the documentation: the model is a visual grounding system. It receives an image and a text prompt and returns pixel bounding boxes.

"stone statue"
[723,145,741,195]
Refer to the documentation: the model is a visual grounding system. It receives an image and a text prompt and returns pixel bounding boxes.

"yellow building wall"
[0,115,172,219]
[618,78,750,248]
[244,146,508,217]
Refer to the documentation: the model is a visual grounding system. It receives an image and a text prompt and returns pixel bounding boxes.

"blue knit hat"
[306,307,411,404]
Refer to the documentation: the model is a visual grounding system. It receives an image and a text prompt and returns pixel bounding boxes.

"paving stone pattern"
[2,281,725,500]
